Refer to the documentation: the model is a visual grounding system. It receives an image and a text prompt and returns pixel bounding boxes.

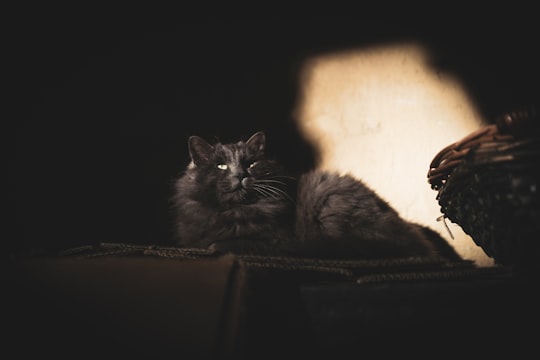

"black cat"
[172,131,461,260]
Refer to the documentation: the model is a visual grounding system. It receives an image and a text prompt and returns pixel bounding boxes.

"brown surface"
[7,255,246,359]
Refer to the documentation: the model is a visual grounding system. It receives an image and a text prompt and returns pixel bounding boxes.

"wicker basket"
[427,108,539,267]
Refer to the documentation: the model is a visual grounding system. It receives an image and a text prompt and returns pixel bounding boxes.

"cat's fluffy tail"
[294,170,461,260]
[412,223,462,261]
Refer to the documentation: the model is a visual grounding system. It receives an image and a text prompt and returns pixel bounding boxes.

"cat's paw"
[208,237,276,256]
[208,242,232,255]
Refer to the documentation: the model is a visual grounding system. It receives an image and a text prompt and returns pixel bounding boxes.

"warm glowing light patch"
[294,43,494,266]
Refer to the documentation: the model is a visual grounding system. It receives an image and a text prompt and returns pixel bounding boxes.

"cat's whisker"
[251,185,279,199]
[254,184,296,204]
[255,179,294,202]
[258,173,296,181]
[253,184,281,199]
[256,179,287,186]
[269,175,297,181]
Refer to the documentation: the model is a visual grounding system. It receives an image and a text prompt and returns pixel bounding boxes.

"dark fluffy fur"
[172,132,461,260]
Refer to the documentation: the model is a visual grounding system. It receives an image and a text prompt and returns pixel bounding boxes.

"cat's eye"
[248,162,257,169]
[217,164,228,170]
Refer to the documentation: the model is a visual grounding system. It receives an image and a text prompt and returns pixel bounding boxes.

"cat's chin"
[222,189,258,204]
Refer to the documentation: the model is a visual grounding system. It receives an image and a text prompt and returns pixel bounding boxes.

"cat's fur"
[172,131,461,260]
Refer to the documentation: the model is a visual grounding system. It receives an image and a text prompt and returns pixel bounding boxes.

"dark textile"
[6,244,536,359]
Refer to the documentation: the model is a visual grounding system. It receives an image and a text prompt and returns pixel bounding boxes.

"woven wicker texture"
[428,108,539,267]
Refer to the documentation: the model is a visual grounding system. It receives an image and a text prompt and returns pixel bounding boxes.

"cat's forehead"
[215,142,249,160]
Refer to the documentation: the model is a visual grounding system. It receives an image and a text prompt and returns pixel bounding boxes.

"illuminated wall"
[294,43,494,266]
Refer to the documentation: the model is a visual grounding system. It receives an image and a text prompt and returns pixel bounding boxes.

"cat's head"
[186,132,290,205]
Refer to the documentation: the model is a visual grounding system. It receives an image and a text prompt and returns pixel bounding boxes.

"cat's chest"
[220,206,260,221]
[217,200,288,221]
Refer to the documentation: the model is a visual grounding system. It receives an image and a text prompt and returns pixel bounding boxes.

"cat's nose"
[241,177,253,188]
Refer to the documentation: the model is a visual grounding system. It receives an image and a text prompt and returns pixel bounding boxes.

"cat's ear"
[246,131,265,155]
[188,136,214,166]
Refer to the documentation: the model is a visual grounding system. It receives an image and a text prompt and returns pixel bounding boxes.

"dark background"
[13,5,539,257]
